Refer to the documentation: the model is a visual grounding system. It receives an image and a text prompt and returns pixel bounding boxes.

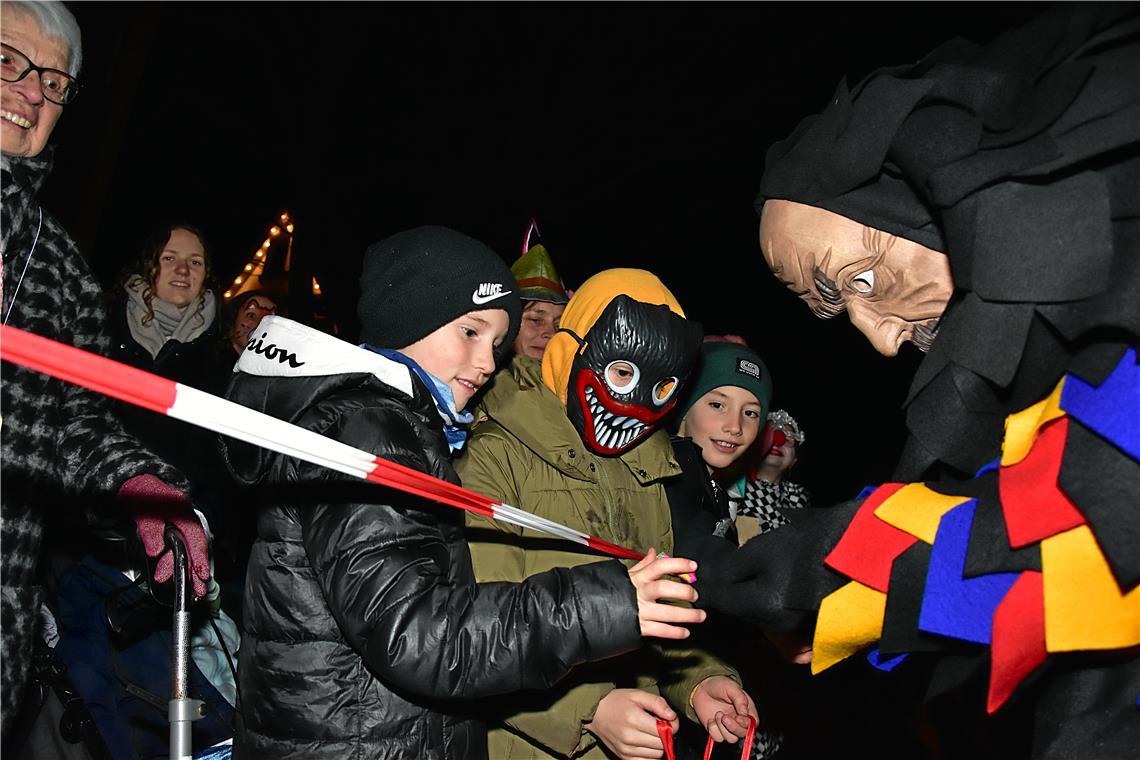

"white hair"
[5,1,83,76]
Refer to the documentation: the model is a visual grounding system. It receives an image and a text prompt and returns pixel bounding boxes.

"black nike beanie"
[357,226,521,354]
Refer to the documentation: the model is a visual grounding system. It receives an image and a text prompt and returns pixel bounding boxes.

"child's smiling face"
[400,308,509,410]
[679,385,763,471]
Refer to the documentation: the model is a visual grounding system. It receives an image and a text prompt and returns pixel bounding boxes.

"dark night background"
[43,2,1046,506]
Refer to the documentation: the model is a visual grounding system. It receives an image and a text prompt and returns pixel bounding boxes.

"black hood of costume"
[755,4,1140,478]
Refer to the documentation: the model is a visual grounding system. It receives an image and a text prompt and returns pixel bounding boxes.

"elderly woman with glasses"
[1,1,210,735]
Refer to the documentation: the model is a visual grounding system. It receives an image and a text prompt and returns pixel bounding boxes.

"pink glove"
[118,474,211,598]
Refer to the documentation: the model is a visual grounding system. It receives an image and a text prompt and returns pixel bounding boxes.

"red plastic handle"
[656,716,758,760]
[656,718,678,760]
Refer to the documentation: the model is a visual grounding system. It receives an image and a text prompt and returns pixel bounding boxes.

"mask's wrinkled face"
[759,199,953,357]
[567,295,703,456]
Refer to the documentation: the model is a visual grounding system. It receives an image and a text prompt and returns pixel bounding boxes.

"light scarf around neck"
[124,275,217,359]
[362,345,474,453]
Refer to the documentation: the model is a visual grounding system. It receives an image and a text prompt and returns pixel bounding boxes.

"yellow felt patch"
[1001,378,1067,466]
[873,483,971,544]
[1042,525,1140,652]
[811,580,887,675]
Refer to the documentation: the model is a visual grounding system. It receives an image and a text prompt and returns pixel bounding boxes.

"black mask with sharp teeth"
[564,295,703,456]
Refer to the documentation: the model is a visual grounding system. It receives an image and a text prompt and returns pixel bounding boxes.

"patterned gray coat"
[0,152,182,733]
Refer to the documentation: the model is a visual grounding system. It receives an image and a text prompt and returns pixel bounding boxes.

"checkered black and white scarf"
[716,477,811,540]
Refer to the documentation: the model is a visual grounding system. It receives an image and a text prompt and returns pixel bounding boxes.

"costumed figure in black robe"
[691,6,1139,758]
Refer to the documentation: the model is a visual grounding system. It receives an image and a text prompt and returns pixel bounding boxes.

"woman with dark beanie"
[221,225,705,759]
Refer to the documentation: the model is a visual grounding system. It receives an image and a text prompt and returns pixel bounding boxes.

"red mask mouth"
[573,368,673,455]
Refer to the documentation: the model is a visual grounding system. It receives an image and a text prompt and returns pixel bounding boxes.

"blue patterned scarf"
[361,345,473,452]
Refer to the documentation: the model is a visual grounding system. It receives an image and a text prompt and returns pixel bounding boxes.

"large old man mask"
[753,4,1138,478]
[759,199,953,357]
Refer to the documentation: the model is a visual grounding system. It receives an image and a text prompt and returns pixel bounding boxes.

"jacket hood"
[540,268,686,405]
[222,316,420,484]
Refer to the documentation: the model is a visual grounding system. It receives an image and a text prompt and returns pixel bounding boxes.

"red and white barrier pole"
[0,324,642,561]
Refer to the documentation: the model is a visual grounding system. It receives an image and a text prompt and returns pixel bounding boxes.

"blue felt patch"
[919,501,1020,644]
[974,457,1001,478]
[1060,347,1139,461]
[855,485,879,501]
[867,648,908,672]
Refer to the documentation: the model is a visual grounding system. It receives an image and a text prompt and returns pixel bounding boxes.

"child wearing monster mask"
[459,269,759,760]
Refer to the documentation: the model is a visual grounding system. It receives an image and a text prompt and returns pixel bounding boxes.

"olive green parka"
[458,355,738,759]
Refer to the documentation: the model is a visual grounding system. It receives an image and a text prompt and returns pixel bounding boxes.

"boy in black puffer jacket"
[222,226,704,760]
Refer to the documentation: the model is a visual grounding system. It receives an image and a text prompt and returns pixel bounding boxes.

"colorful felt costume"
[703,6,1140,758]
[813,353,1140,712]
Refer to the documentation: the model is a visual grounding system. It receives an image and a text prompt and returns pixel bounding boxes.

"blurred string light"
[222,211,322,301]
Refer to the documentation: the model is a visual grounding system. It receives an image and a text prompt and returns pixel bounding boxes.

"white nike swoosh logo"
[471,289,513,305]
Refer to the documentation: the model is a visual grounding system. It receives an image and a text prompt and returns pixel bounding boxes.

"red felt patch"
[987,571,1046,714]
[824,483,916,593]
[998,418,1087,548]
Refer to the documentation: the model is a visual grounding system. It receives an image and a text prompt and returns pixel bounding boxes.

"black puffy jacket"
[222,317,641,759]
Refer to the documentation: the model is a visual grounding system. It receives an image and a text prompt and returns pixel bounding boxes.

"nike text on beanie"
[357,226,522,352]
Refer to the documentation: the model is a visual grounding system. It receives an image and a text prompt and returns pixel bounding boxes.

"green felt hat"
[511,244,568,305]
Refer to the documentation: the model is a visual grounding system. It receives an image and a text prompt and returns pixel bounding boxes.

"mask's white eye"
[851,270,875,294]
[604,360,640,394]
[651,376,679,406]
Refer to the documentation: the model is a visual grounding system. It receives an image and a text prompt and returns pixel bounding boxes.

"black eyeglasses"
[0,43,79,105]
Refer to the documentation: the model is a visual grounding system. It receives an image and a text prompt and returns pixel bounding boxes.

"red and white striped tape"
[0,324,642,561]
